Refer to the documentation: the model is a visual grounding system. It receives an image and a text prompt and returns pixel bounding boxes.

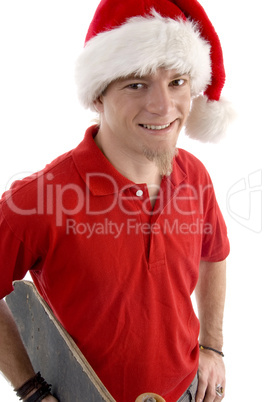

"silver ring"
[215,384,224,397]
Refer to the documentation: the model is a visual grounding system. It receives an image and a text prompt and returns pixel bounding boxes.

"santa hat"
[75,0,235,142]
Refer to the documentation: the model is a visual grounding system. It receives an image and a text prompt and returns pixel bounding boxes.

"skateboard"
[6,281,115,402]
[6,281,165,402]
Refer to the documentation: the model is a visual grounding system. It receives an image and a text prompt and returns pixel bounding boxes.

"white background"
[0,0,266,400]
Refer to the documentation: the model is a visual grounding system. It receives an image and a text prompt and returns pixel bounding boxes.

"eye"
[171,78,186,87]
[127,83,145,90]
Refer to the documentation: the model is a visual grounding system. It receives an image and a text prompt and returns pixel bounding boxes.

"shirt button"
[136,189,143,197]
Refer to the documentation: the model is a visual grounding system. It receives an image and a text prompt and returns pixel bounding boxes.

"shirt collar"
[72,125,187,196]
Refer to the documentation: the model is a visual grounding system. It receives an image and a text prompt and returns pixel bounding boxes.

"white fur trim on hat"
[75,11,211,110]
[185,95,236,143]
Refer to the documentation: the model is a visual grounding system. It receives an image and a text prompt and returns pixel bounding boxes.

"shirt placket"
[125,184,151,262]
[146,177,177,271]
[127,184,168,271]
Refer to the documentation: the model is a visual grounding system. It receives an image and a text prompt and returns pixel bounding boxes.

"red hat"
[75,0,235,142]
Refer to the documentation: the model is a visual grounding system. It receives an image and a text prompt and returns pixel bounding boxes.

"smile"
[140,123,171,130]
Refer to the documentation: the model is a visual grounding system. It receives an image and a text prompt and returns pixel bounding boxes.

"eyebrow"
[170,72,189,80]
[119,71,189,82]
[118,74,145,82]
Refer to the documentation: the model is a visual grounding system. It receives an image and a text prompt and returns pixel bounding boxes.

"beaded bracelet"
[14,372,52,401]
[199,344,224,357]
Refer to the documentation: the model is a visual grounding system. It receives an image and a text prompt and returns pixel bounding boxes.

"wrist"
[14,372,52,401]
[199,344,224,357]
[24,386,52,402]
[199,332,223,351]
[23,387,38,400]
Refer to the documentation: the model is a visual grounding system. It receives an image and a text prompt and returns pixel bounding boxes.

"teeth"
[142,123,171,130]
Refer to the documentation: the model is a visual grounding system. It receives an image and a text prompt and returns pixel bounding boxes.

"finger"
[204,385,225,402]
[203,382,218,402]
[195,379,207,402]
[214,385,225,401]
[215,394,225,401]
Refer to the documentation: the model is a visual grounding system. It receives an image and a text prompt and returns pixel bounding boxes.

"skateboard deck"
[6,281,166,401]
[6,280,116,402]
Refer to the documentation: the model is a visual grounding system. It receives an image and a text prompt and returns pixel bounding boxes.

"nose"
[144,83,174,116]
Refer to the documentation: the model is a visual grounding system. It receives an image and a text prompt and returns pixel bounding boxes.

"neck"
[94,130,162,198]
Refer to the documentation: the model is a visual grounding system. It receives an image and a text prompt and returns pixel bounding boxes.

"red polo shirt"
[0,126,229,401]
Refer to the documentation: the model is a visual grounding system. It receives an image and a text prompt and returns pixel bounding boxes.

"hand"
[195,349,225,402]
[42,396,59,402]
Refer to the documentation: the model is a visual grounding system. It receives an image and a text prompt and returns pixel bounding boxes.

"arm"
[0,299,57,401]
[195,259,226,402]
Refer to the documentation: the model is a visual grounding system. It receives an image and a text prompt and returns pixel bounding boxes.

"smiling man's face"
[94,68,191,175]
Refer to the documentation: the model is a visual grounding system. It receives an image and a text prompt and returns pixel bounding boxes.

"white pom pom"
[185,95,236,143]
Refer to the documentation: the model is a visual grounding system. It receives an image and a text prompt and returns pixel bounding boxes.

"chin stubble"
[142,146,178,177]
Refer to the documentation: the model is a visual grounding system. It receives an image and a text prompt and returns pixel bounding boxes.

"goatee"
[142,146,178,177]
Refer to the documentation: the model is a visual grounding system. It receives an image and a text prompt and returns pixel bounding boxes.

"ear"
[93,95,104,113]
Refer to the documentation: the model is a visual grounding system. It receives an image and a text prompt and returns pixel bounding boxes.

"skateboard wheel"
[135,393,166,402]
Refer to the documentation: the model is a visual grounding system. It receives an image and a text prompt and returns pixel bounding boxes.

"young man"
[0,0,234,401]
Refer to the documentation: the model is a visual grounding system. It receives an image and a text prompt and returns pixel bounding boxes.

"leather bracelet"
[15,372,42,400]
[25,384,52,402]
[14,372,52,401]
[199,344,224,357]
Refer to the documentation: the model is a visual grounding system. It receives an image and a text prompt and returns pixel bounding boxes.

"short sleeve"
[201,192,230,262]
[0,203,38,299]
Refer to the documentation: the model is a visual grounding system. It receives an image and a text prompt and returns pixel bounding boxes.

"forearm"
[0,299,35,389]
[195,259,226,350]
